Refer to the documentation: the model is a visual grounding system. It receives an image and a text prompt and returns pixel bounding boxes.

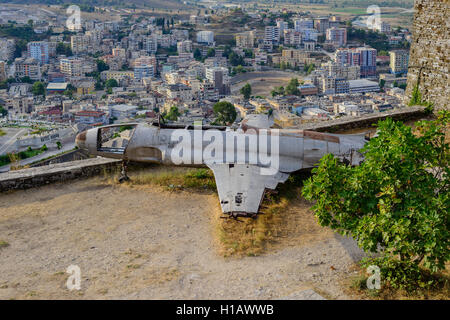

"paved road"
[0,129,27,155]
[0,142,76,173]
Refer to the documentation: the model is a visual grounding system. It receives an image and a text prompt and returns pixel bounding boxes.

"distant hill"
[0,0,192,10]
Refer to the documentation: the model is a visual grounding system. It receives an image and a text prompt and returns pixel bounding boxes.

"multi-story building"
[0,38,15,62]
[206,67,230,96]
[314,17,330,34]
[143,35,158,54]
[112,47,126,60]
[101,70,134,84]
[60,57,83,78]
[14,57,41,80]
[133,56,157,74]
[335,47,377,78]
[294,18,314,32]
[134,65,154,81]
[276,20,289,33]
[199,82,219,102]
[335,78,350,94]
[273,49,314,68]
[374,21,391,34]
[0,61,6,82]
[389,50,409,74]
[74,110,107,125]
[70,34,90,54]
[264,26,280,45]
[326,27,347,47]
[348,79,380,93]
[166,83,193,101]
[27,41,49,65]
[324,61,360,80]
[197,31,215,45]
[235,31,255,49]
[283,30,302,47]
[302,28,319,42]
[177,40,193,54]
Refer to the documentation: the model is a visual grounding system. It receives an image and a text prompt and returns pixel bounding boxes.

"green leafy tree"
[206,48,216,58]
[194,48,203,61]
[213,101,237,126]
[0,106,8,117]
[165,106,181,121]
[32,81,45,96]
[96,59,110,73]
[285,78,300,96]
[240,83,252,100]
[271,86,284,97]
[105,79,119,89]
[56,42,72,56]
[302,112,450,291]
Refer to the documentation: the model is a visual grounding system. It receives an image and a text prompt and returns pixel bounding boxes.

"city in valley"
[0,0,448,303]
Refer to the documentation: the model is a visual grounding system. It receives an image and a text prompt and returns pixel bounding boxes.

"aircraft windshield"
[97,125,136,154]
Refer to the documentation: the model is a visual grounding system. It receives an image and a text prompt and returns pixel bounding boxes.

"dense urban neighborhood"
[0,2,414,169]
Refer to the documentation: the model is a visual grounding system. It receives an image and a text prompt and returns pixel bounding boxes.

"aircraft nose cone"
[76,131,87,150]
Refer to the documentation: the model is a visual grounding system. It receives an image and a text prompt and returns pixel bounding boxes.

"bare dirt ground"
[0,175,366,300]
[231,70,302,98]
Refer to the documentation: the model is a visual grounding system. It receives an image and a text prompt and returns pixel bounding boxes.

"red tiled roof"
[75,111,106,117]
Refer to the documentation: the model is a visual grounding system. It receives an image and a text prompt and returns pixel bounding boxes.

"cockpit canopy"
[97,125,137,154]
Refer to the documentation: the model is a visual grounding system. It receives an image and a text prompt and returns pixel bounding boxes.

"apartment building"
[27,41,49,65]
[389,50,409,75]
[15,57,41,81]
[60,57,83,78]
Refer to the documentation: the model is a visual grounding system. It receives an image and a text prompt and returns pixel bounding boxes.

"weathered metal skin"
[76,122,367,217]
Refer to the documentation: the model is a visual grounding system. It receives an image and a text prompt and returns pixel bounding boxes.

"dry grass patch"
[214,173,331,257]
[103,165,216,192]
[0,240,9,249]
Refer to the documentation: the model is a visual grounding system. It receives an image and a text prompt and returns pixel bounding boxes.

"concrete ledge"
[0,158,121,192]
[301,106,427,132]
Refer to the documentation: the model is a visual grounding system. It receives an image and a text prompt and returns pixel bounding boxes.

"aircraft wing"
[207,164,290,217]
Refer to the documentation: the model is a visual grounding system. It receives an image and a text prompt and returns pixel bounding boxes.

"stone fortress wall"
[406,0,449,110]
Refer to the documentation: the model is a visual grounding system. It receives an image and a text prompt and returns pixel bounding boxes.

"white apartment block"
[264,26,280,45]
[143,35,158,54]
[60,57,83,77]
[197,31,215,45]
[294,18,314,32]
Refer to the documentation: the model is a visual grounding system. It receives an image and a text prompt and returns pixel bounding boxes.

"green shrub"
[302,111,449,291]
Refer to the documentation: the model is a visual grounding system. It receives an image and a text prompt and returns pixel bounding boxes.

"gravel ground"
[0,177,365,300]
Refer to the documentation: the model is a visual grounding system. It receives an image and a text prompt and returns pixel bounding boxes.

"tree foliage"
[240,83,252,100]
[285,78,300,96]
[164,106,181,122]
[32,81,45,96]
[105,79,119,88]
[212,101,237,126]
[302,112,450,290]
[96,59,110,73]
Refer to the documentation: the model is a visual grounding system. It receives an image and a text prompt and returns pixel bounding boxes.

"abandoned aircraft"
[76,118,368,218]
